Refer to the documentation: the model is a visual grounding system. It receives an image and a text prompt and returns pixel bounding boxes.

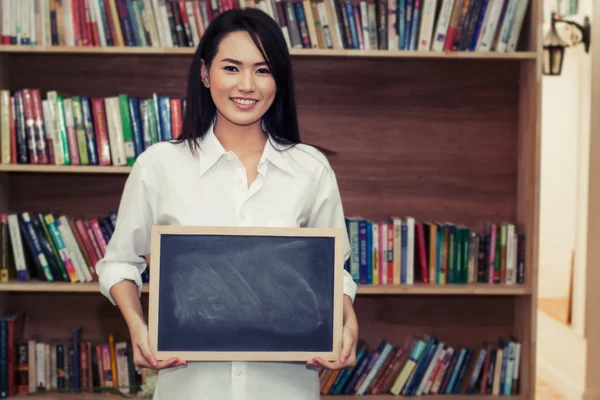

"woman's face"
[202,31,276,128]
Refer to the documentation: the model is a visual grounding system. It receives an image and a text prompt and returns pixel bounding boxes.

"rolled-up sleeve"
[96,156,154,305]
[307,163,357,303]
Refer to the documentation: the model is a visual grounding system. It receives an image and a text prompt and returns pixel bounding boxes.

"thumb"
[138,336,158,368]
[340,331,353,364]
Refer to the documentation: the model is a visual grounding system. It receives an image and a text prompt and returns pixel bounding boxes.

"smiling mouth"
[231,97,258,105]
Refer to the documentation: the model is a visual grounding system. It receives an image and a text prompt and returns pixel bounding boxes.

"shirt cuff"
[343,269,357,303]
[98,262,143,305]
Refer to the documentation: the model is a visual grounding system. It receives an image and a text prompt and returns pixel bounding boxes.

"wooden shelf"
[0,0,542,397]
[357,283,531,295]
[0,164,132,174]
[0,44,539,59]
[0,281,530,295]
[0,281,106,293]
[0,393,523,400]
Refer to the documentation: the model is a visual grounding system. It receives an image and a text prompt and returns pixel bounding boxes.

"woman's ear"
[200,60,210,88]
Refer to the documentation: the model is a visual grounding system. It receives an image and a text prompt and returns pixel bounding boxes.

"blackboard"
[148,225,344,362]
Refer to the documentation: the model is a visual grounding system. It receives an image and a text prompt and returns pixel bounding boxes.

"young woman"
[96,7,359,400]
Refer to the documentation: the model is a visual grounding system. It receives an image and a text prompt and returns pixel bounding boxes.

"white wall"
[536,1,595,398]
[570,0,593,341]
[537,311,588,400]
[539,0,590,305]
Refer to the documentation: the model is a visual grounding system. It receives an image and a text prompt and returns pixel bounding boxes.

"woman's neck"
[213,113,267,154]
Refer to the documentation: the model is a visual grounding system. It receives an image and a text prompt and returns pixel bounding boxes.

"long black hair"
[175,8,301,154]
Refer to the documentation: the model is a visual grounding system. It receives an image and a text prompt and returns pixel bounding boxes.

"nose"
[238,71,255,92]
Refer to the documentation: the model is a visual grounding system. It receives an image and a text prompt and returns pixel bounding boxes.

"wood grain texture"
[0,173,7,215]
[295,58,520,227]
[0,2,542,394]
[7,291,516,356]
[7,173,126,217]
[7,54,191,98]
[0,394,526,400]
[0,164,131,173]
[0,281,530,295]
[0,55,10,213]
[0,44,539,59]
[7,56,521,228]
[515,51,542,400]
[352,295,516,350]
[7,292,140,343]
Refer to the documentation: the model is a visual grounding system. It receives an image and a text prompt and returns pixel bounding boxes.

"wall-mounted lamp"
[543,12,591,76]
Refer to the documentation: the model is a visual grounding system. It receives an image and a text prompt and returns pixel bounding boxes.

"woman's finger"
[340,335,354,364]
[156,357,186,369]
[310,357,343,370]
[133,353,154,370]
[173,358,188,367]
[137,340,158,368]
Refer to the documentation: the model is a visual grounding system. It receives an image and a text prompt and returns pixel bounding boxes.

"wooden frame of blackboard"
[148,225,345,362]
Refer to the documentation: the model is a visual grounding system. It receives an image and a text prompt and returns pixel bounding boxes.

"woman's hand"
[130,322,187,370]
[109,280,184,370]
[308,295,358,370]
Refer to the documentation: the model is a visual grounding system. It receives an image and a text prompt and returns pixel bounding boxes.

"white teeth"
[232,98,257,105]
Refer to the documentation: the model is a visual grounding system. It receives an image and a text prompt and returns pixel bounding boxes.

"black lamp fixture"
[543,12,591,76]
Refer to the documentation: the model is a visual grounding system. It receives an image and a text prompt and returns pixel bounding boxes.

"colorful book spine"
[43,214,79,283]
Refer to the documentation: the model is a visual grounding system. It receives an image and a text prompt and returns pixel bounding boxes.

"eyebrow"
[220,58,268,67]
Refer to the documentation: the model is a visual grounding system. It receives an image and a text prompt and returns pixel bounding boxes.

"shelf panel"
[357,283,530,295]
[326,395,523,399]
[0,282,105,292]
[0,281,530,295]
[2,393,523,400]
[0,44,538,59]
[0,164,132,174]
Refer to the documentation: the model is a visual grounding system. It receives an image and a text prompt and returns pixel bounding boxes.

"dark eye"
[257,68,271,74]
[224,66,238,72]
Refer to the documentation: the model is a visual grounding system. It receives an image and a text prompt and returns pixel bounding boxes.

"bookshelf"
[0,394,523,400]
[0,281,531,295]
[0,44,539,59]
[0,0,541,398]
[0,165,132,174]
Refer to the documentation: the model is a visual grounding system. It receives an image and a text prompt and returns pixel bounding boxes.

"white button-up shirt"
[96,124,357,400]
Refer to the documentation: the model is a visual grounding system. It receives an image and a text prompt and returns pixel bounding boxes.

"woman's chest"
[154,168,315,229]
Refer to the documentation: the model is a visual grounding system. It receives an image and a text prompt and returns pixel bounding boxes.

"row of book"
[1,211,525,286]
[0,311,520,398]
[0,0,530,53]
[319,335,520,396]
[1,209,524,287]
[0,88,184,166]
[0,211,150,284]
[0,313,146,396]
[344,217,525,286]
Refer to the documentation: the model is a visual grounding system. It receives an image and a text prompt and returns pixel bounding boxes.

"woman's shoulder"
[138,140,191,163]
[281,142,335,178]
[140,139,190,159]
[132,140,196,175]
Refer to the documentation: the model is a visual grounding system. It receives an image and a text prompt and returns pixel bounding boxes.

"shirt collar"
[197,123,228,178]
[197,123,298,179]
[262,137,298,177]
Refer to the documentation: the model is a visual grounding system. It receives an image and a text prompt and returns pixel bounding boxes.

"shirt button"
[237,178,242,184]
[241,213,246,219]
[236,369,242,376]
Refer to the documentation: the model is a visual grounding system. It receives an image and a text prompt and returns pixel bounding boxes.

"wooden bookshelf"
[0,164,132,174]
[0,44,539,59]
[0,281,531,295]
[0,0,542,398]
[0,393,524,400]
[355,283,531,296]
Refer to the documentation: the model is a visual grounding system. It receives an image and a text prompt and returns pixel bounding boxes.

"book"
[0,0,529,52]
